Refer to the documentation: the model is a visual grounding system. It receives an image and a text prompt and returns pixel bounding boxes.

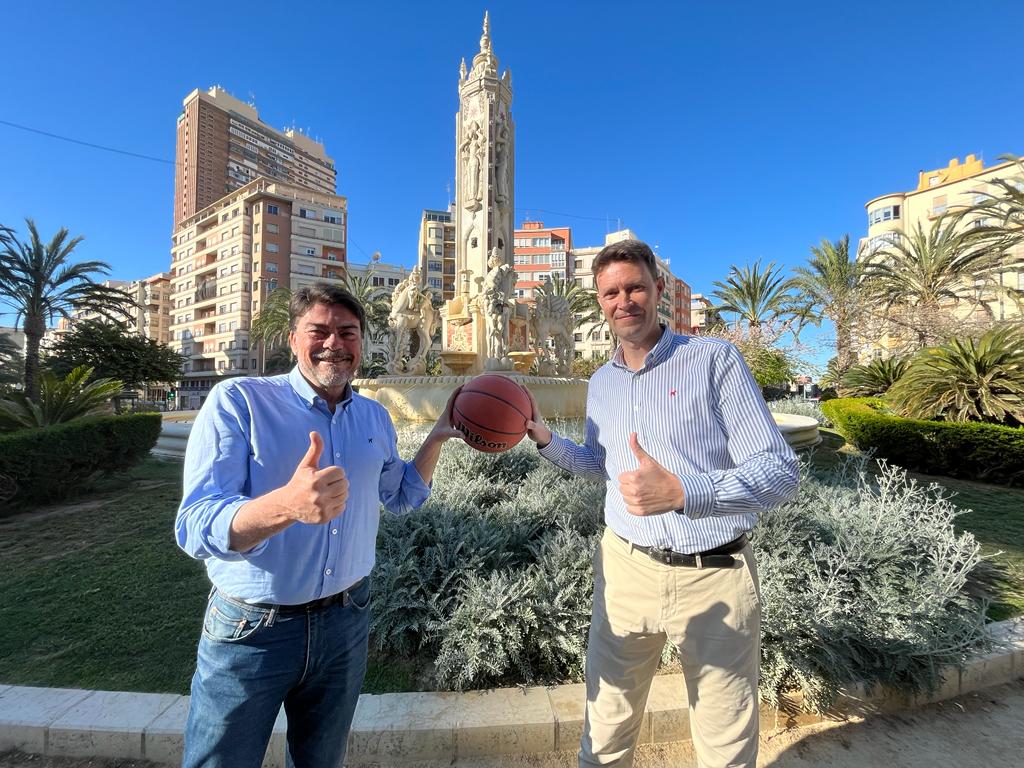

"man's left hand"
[618,432,685,516]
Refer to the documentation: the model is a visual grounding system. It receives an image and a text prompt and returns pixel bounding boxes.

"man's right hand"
[524,388,552,448]
[284,432,349,524]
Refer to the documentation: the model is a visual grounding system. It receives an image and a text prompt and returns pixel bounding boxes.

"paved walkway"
[3,680,1020,768]
[346,679,1024,767]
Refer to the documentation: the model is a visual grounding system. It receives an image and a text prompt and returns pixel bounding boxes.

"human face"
[595,260,665,352]
[289,302,362,401]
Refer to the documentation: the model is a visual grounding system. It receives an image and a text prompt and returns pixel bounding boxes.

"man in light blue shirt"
[527,240,798,767]
[176,283,459,768]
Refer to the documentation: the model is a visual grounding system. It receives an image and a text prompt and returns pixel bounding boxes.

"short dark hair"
[289,282,366,334]
[592,239,659,282]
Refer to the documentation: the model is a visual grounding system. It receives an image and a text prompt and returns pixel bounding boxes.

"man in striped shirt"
[527,239,799,767]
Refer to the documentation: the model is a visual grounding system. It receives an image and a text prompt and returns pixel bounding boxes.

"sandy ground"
[3,679,1022,768]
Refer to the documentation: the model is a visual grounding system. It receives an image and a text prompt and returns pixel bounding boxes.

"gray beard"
[301,360,353,389]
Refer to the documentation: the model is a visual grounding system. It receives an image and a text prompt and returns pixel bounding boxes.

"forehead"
[295,302,359,328]
[596,260,655,290]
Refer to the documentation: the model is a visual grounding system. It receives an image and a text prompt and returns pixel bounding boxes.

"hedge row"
[821,397,1024,486]
[0,413,162,514]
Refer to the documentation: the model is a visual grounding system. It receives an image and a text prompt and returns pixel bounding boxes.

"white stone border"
[2,619,1021,765]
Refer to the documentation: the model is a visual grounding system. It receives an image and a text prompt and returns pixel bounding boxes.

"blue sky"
[2,0,1022,366]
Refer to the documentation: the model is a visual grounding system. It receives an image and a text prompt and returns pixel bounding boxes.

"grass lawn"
[2,433,1022,695]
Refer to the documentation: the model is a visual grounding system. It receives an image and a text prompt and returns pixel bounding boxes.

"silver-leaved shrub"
[377,425,987,711]
[768,396,833,428]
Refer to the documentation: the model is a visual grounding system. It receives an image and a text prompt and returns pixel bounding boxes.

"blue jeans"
[182,579,371,768]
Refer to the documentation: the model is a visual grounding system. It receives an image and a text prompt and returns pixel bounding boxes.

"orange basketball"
[453,374,532,453]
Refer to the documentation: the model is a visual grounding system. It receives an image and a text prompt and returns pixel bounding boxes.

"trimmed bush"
[0,413,162,512]
[374,424,989,712]
[822,397,1024,486]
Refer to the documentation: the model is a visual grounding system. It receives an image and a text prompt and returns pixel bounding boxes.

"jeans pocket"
[202,592,270,643]
[349,578,372,612]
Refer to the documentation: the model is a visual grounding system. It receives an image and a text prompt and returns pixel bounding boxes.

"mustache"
[313,352,354,363]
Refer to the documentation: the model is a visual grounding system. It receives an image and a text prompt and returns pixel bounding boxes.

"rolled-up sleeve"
[175,385,263,561]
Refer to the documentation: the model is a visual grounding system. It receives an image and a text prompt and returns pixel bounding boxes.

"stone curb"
[2,618,1021,765]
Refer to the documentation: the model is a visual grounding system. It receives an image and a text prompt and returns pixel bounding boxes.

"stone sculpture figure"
[460,121,484,208]
[482,249,516,365]
[388,267,438,375]
[495,116,510,205]
[532,290,574,376]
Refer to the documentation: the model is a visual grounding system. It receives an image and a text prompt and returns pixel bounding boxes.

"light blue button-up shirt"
[540,327,799,553]
[175,367,430,604]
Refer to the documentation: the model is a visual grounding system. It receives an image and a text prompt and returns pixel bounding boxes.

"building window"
[428,260,443,272]
[305,247,316,256]
[267,223,279,234]
[266,243,279,253]
[267,204,279,215]
[299,208,317,219]
[266,262,278,273]
[428,277,442,289]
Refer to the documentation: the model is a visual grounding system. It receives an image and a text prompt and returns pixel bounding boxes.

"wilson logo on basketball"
[451,373,533,454]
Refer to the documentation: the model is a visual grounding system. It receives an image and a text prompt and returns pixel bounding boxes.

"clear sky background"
[2,0,1022,366]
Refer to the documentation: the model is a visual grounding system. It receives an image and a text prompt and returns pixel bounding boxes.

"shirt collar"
[288,366,354,410]
[611,324,675,372]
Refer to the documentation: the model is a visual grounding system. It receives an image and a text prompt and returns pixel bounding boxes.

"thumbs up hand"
[617,432,685,516]
[284,432,349,524]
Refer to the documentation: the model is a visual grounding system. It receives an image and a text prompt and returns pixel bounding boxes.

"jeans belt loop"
[695,553,703,570]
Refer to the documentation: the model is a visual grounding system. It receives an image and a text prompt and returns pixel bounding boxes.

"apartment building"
[174,86,337,227]
[168,178,348,409]
[690,293,715,332]
[857,153,1024,359]
[418,208,457,300]
[512,221,573,299]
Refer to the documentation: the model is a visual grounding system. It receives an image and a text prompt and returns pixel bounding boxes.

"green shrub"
[0,413,161,512]
[822,397,1024,486]
[374,424,990,711]
[840,356,909,397]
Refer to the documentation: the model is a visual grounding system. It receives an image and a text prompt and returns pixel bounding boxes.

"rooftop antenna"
[445,182,452,209]
[248,91,256,106]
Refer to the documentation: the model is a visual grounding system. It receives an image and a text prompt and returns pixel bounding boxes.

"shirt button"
[331,528,338,535]
[324,568,332,576]
[335,452,341,458]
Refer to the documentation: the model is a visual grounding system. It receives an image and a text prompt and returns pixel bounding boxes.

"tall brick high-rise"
[174,86,337,227]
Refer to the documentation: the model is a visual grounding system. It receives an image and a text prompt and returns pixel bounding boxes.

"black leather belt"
[240,578,366,614]
[619,533,748,568]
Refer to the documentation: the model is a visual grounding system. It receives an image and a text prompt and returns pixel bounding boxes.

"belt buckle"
[655,546,673,566]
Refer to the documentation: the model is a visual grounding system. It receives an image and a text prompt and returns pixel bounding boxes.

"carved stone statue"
[495,116,510,205]
[531,289,574,376]
[482,249,516,366]
[460,121,484,209]
[388,267,438,375]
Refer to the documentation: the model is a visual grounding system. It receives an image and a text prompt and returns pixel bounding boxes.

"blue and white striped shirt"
[539,327,798,553]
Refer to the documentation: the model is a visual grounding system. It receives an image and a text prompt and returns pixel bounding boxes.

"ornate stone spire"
[459,57,467,81]
[470,11,499,77]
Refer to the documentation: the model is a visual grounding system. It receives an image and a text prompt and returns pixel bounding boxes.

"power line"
[514,206,618,223]
[0,119,175,165]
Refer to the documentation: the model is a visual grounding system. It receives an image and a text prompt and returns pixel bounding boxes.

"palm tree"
[961,155,1024,312]
[792,235,861,376]
[888,324,1024,426]
[0,219,133,402]
[839,356,910,397]
[250,285,292,349]
[860,218,1008,349]
[0,365,124,433]
[710,260,805,332]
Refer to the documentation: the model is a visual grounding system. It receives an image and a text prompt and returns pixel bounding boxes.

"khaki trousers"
[579,528,762,768]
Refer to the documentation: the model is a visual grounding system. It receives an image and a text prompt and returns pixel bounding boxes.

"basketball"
[452,374,532,453]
